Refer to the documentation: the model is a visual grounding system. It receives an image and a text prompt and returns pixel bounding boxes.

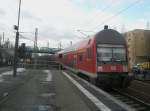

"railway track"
[126,87,150,103]
[110,88,150,111]
[79,77,150,110]
[67,70,150,111]
[134,80,150,85]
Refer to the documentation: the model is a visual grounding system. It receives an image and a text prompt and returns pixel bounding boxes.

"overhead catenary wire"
[90,0,142,31]
[82,0,121,27]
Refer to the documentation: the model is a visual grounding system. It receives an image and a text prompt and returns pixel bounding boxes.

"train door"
[73,53,77,69]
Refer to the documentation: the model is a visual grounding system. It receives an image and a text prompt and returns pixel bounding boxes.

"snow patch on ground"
[43,70,52,82]
[0,68,26,82]
[17,68,26,73]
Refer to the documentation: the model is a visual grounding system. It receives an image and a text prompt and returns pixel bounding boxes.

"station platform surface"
[0,68,135,111]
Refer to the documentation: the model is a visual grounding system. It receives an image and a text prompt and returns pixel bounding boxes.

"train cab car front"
[95,27,132,88]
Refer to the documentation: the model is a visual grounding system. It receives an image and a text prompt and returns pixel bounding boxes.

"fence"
[18,60,61,70]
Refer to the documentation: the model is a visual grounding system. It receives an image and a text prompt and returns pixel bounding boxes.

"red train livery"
[56,26,132,88]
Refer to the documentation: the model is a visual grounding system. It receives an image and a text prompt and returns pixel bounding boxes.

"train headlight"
[98,66,103,72]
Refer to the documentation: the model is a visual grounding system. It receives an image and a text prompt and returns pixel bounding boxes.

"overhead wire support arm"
[76,30,90,38]
[19,34,34,41]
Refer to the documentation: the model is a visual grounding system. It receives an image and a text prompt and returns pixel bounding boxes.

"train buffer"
[0,68,136,111]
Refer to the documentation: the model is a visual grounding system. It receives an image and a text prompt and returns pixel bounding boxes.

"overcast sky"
[0,0,149,48]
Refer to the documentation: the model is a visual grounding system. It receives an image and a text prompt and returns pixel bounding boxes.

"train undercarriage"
[95,73,133,89]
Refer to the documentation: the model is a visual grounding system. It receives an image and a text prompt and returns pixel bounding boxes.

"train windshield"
[97,47,126,62]
[113,48,126,61]
[97,48,112,61]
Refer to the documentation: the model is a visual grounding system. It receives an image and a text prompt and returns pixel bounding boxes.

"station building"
[123,29,150,70]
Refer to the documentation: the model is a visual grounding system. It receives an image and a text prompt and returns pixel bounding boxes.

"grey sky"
[0,0,149,48]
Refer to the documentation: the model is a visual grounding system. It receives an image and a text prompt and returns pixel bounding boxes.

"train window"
[86,48,91,59]
[97,48,112,62]
[113,48,126,61]
[58,54,62,58]
[97,46,126,62]
[78,53,82,62]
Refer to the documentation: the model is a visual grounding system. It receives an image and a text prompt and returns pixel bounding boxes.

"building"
[124,29,150,70]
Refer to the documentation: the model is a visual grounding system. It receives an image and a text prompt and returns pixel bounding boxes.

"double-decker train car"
[56,26,132,88]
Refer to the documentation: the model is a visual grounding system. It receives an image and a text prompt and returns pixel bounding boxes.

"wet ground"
[0,69,55,111]
[0,68,134,111]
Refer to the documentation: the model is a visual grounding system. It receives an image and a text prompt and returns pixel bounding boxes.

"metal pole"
[34,28,38,69]
[2,32,4,44]
[70,41,72,46]
[47,41,49,48]
[13,0,22,77]
[34,28,38,50]
[0,35,2,46]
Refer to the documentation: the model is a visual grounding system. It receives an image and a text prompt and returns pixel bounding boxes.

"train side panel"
[76,38,97,78]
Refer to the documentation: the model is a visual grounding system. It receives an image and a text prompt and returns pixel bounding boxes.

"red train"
[56,26,133,88]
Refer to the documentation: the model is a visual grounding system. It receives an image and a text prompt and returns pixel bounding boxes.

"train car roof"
[75,36,95,50]
[95,29,124,45]
[57,44,78,54]
[57,36,95,54]
[58,28,124,54]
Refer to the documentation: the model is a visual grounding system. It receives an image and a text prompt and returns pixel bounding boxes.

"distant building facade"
[124,29,150,70]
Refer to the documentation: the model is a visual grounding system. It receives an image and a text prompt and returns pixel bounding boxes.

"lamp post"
[13,0,22,77]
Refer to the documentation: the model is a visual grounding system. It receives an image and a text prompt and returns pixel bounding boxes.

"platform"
[0,68,135,111]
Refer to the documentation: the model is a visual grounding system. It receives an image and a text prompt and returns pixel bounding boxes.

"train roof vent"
[104,25,108,29]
